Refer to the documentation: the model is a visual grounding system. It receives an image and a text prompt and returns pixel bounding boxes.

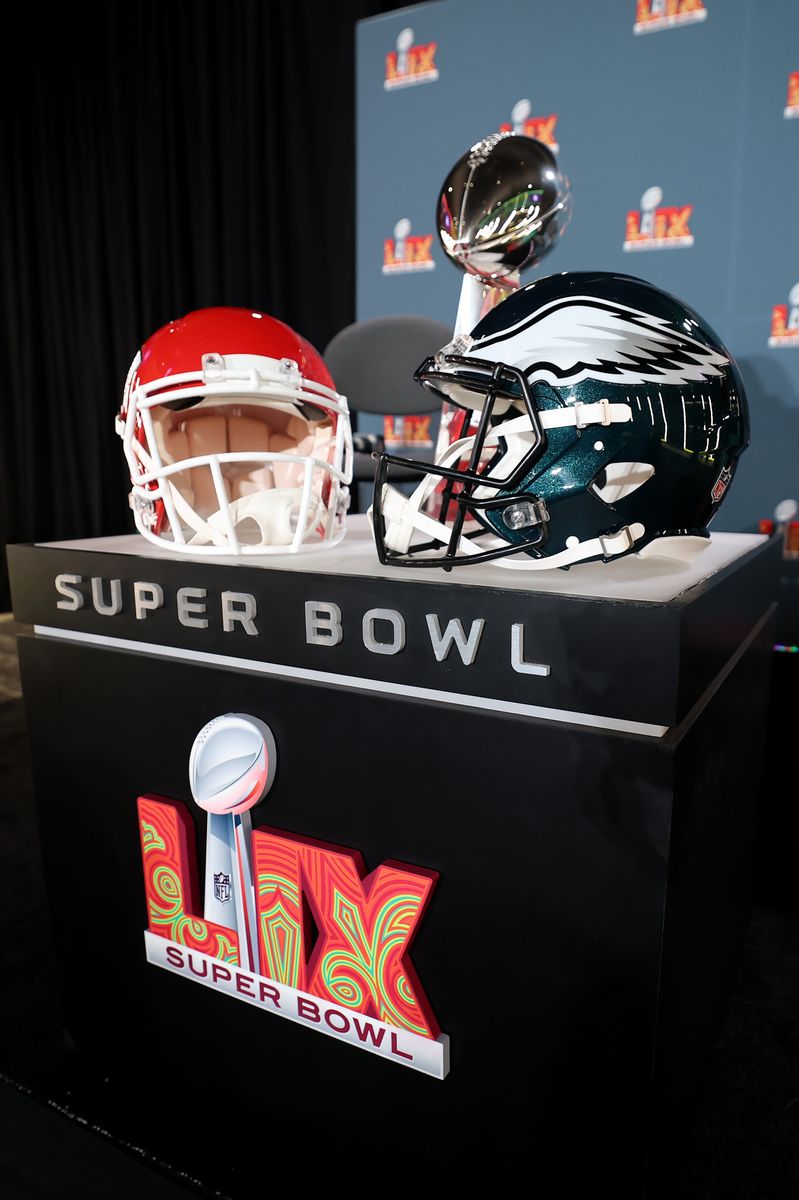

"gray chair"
[324,314,453,487]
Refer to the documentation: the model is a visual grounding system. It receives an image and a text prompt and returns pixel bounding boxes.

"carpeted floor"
[0,615,797,1197]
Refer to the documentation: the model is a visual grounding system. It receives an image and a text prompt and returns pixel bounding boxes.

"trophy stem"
[453,272,521,338]
[232,811,259,973]
[453,275,485,338]
[203,810,259,974]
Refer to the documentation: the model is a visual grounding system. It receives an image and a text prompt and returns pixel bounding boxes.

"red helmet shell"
[136,307,335,393]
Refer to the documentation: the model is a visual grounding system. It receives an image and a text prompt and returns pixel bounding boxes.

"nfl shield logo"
[711,467,733,503]
[214,872,232,903]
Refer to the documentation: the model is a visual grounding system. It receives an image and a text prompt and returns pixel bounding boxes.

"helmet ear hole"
[591,462,654,504]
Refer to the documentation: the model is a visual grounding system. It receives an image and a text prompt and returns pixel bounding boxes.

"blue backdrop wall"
[356,0,799,531]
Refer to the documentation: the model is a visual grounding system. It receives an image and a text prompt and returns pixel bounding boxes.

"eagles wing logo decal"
[469,297,730,388]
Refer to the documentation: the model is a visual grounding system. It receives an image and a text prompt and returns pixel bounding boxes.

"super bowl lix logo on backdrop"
[384,27,438,90]
[633,0,707,36]
[785,71,799,120]
[383,219,435,274]
[624,187,694,252]
[383,414,434,450]
[769,284,799,348]
[138,715,448,1078]
[499,99,559,154]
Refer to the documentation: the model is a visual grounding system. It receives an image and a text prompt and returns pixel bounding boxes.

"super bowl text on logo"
[383,218,435,275]
[785,71,799,120]
[769,284,799,348]
[137,714,448,1078]
[383,414,434,450]
[633,0,707,35]
[499,98,560,153]
[624,186,694,252]
[384,27,438,90]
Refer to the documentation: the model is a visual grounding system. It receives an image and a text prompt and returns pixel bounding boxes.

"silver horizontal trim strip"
[33,625,669,738]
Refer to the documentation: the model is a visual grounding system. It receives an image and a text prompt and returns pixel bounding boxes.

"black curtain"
[0,0,411,609]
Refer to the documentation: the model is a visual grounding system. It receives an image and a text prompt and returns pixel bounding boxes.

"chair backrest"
[324,314,453,414]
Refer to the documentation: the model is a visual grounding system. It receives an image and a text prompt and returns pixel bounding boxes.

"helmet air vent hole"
[235,517,263,545]
[591,462,654,504]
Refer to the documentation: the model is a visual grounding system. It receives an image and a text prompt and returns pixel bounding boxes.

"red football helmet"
[116,307,352,555]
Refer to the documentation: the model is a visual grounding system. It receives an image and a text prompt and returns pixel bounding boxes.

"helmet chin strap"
[188,489,324,548]
[372,415,647,568]
[373,402,636,558]
[375,477,647,569]
[376,483,482,558]
[495,523,646,570]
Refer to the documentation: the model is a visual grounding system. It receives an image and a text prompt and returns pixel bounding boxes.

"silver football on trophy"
[189,713,277,815]
[436,132,572,283]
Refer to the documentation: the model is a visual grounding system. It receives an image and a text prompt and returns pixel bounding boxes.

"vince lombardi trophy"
[189,713,277,974]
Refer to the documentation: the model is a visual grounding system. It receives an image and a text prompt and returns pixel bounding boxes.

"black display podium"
[6,521,779,1196]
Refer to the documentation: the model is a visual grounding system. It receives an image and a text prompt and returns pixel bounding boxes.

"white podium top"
[41,516,767,605]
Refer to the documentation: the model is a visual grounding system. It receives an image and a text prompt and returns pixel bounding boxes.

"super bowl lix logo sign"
[383,219,435,274]
[384,27,438,90]
[138,714,448,1078]
[624,186,694,252]
[634,0,707,36]
[769,284,799,349]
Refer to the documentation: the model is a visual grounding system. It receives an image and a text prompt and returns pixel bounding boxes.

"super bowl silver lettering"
[54,575,260,634]
[51,575,552,678]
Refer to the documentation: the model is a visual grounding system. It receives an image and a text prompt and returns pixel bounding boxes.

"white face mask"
[118,351,353,557]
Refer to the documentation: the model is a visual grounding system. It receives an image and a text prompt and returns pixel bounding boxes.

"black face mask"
[372,355,551,571]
